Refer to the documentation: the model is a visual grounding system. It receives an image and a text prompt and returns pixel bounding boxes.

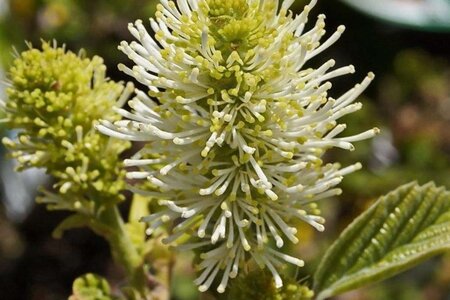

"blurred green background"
[0,0,449,299]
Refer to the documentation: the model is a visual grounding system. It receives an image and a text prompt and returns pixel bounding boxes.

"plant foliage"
[314,182,450,299]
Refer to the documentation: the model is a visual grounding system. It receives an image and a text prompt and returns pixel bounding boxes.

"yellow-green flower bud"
[1,42,131,210]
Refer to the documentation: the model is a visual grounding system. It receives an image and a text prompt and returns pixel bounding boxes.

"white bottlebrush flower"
[98,0,379,293]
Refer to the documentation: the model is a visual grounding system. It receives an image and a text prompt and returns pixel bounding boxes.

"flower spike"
[98,0,379,292]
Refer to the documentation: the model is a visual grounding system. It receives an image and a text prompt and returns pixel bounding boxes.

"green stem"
[97,205,149,297]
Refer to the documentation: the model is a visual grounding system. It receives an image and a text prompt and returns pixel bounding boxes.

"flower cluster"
[98,0,379,292]
[1,42,131,210]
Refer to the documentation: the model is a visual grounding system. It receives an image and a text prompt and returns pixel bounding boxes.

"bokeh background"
[0,0,449,299]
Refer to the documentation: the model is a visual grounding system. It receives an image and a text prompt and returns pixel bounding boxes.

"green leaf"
[126,194,151,254]
[69,273,118,300]
[314,182,450,300]
[53,212,115,241]
[128,194,151,223]
[52,214,91,239]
